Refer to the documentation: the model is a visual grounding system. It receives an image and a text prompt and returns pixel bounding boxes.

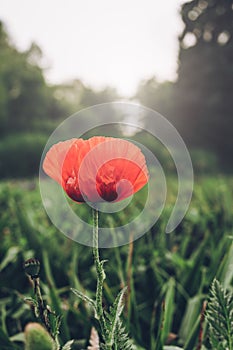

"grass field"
[0,176,233,349]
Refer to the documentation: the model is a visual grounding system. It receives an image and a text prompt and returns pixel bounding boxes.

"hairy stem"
[92,208,106,338]
[33,277,52,335]
[33,277,60,349]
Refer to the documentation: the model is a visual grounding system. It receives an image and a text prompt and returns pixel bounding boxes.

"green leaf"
[0,247,20,272]
[71,288,96,310]
[24,297,40,317]
[104,319,133,350]
[48,313,62,340]
[101,287,133,349]
[216,242,233,289]
[183,313,202,350]
[161,278,176,344]
[42,249,70,342]
[10,332,25,343]
[105,286,127,346]
[179,294,204,343]
[206,279,233,350]
[154,301,165,350]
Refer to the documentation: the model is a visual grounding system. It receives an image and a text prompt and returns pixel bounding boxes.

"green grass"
[0,176,232,349]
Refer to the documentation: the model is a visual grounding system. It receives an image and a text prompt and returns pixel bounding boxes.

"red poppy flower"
[43,136,148,203]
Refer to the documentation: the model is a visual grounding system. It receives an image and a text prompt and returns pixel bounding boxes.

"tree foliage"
[0,22,66,135]
[0,21,120,137]
[136,0,233,169]
[135,77,175,122]
[0,21,122,177]
[175,0,233,166]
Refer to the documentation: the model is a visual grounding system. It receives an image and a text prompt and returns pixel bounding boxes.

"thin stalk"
[33,277,60,349]
[92,208,106,337]
[33,277,52,335]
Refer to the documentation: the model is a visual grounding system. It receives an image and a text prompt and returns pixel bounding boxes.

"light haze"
[1,0,185,96]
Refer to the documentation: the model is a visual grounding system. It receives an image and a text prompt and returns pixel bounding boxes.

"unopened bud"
[24,258,40,278]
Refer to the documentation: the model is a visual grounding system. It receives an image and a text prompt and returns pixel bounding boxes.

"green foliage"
[0,176,232,349]
[189,149,218,175]
[0,20,120,136]
[103,287,132,349]
[72,284,133,349]
[134,78,174,120]
[109,320,133,350]
[206,279,233,350]
[0,22,65,135]
[0,133,47,178]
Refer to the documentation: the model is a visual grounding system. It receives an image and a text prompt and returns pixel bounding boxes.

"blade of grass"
[42,250,70,342]
[161,277,176,344]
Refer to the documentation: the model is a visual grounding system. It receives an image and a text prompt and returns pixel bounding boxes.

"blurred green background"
[0,0,233,349]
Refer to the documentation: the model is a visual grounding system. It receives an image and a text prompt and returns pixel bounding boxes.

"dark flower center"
[98,181,118,202]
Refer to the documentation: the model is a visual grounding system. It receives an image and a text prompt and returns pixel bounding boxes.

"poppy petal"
[43,136,148,204]
[78,138,148,202]
[42,139,77,185]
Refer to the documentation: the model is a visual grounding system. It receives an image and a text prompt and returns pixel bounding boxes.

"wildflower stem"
[33,277,52,336]
[32,277,60,349]
[92,208,106,337]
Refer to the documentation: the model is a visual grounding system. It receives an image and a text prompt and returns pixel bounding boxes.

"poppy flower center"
[98,181,118,202]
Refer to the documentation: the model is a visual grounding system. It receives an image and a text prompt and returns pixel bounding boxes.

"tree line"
[136,0,233,170]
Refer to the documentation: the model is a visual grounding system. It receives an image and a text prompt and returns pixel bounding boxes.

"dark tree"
[175,0,233,167]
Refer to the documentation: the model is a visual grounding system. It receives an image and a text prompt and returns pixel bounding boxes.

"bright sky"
[1,0,185,96]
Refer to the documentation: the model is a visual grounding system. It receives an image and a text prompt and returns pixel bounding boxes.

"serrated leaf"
[48,313,62,340]
[104,287,127,346]
[206,279,233,350]
[114,320,133,350]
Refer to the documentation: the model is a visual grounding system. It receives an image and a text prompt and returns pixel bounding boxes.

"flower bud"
[24,258,40,278]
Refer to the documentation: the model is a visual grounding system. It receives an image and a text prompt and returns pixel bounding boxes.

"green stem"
[34,277,52,335]
[92,208,106,337]
[33,277,60,349]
